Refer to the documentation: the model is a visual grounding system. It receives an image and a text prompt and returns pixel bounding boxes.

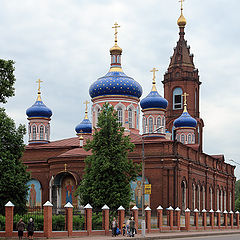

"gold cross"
[84,100,90,119]
[182,92,189,105]
[36,79,43,93]
[150,68,158,83]
[84,100,90,112]
[64,163,67,172]
[112,22,120,43]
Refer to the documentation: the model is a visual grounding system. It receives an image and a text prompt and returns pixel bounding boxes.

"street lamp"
[126,126,164,237]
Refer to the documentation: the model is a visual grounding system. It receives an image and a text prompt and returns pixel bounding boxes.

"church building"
[21,5,236,213]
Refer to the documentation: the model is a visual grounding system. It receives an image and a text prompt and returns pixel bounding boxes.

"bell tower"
[162,1,204,151]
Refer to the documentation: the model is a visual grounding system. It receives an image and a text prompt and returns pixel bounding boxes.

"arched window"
[209,187,213,210]
[143,117,146,134]
[148,117,153,133]
[181,180,187,211]
[217,188,220,210]
[128,108,133,128]
[177,134,180,142]
[180,134,185,144]
[136,108,139,129]
[192,134,195,144]
[46,126,49,140]
[117,107,123,126]
[162,116,165,127]
[220,189,222,211]
[202,186,205,210]
[157,117,161,133]
[197,185,200,211]
[32,125,36,140]
[230,191,232,211]
[188,134,192,144]
[192,183,196,210]
[40,125,44,140]
[173,87,183,110]
[96,108,101,126]
[224,190,226,211]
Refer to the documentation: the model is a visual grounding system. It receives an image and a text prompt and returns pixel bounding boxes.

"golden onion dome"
[177,13,187,27]
[110,43,122,53]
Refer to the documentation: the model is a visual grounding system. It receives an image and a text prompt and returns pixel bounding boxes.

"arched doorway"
[51,172,78,209]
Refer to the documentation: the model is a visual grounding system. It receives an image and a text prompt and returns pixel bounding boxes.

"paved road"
[51,231,240,240]
[171,234,240,240]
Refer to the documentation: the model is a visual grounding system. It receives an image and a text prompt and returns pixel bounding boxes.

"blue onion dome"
[75,118,92,134]
[75,103,92,134]
[174,107,197,128]
[140,73,168,110]
[89,24,142,100]
[26,92,52,119]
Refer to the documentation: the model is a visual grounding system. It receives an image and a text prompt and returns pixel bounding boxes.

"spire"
[182,92,189,112]
[177,0,187,28]
[109,22,123,72]
[36,79,43,101]
[84,100,90,119]
[150,67,158,91]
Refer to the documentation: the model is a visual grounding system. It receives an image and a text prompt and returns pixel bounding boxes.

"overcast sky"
[1,0,240,178]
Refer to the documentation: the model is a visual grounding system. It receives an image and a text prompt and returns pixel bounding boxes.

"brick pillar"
[209,209,214,229]
[194,209,199,229]
[64,202,73,237]
[132,206,139,233]
[216,210,221,228]
[223,210,228,228]
[5,201,14,237]
[157,206,163,231]
[202,209,207,229]
[145,206,151,233]
[102,204,110,235]
[117,206,125,233]
[185,208,190,231]
[84,203,92,235]
[229,211,233,229]
[236,211,239,228]
[175,207,181,230]
[167,206,174,230]
[43,201,53,238]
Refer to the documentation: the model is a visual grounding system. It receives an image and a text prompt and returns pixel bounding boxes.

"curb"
[110,230,240,240]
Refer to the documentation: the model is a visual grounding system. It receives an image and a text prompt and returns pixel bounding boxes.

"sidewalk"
[51,229,240,240]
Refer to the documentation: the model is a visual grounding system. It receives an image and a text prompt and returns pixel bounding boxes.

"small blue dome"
[26,100,52,118]
[89,71,142,99]
[75,118,92,134]
[173,111,197,128]
[140,90,168,110]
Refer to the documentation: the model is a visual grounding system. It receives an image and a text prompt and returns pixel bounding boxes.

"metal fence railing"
[14,207,44,231]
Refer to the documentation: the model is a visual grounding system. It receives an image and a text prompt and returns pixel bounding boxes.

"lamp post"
[126,126,164,237]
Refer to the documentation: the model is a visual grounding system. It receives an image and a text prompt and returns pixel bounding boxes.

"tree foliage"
[0,108,30,215]
[76,103,140,210]
[0,59,16,103]
[235,179,240,211]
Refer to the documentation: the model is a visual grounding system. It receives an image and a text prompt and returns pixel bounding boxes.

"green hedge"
[0,215,5,231]
[0,212,104,232]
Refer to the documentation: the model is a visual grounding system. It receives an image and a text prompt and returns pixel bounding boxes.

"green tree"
[0,108,30,215]
[76,103,140,210]
[0,59,16,103]
[235,179,240,200]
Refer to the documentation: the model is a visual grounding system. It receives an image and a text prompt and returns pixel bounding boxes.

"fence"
[1,201,240,239]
